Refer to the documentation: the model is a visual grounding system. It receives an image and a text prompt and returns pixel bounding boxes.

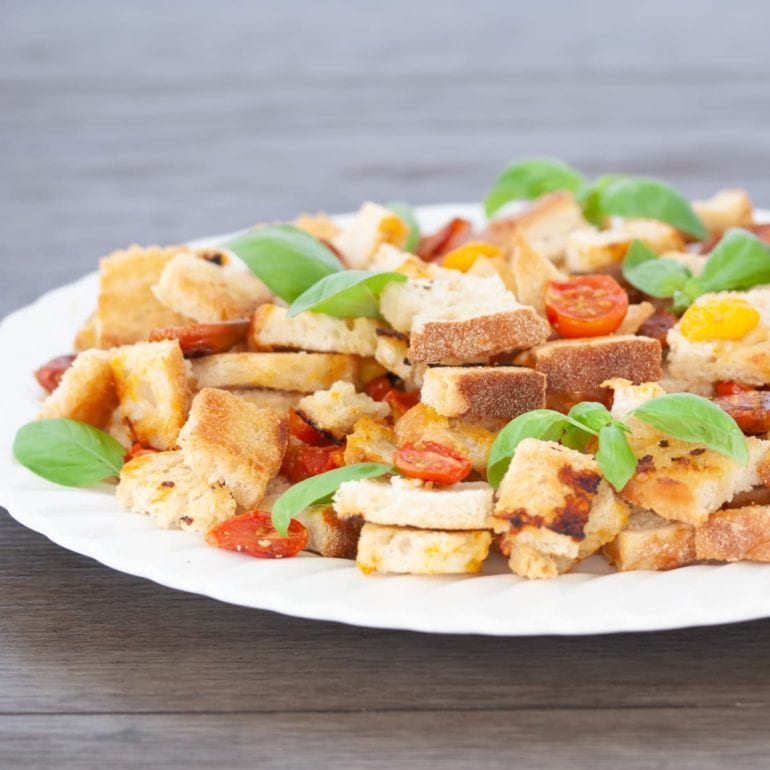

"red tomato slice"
[417,218,473,261]
[206,510,307,559]
[281,444,345,483]
[384,388,420,420]
[287,408,333,446]
[34,354,77,392]
[394,441,472,485]
[364,375,395,402]
[714,380,755,397]
[545,275,629,338]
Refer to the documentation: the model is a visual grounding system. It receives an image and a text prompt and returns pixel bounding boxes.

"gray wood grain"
[4,0,770,767]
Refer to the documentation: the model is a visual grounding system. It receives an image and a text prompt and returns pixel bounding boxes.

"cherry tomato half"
[714,380,755,397]
[206,510,307,559]
[364,375,395,402]
[281,444,345,483]
[394,441,472,485]
[385,388,421,420]
[545,275,629,338]
[34,354,77,393]
[287,408,333,446]
[149,319,250,358]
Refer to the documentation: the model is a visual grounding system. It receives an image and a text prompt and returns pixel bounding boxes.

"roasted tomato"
[282,444,345,483]
[149,319,250,357]
[364,374,396,402]
[124,442,158,463]
[394,441,472,485]
[384,388,421,420]
[638,309,678,347]
[417,217,473,261]
[545,275,629,338]
[715,380,755,397]
[206,510,307,559]
[713,391,770,435]
[287,408,333,446]
[34,354,77,392]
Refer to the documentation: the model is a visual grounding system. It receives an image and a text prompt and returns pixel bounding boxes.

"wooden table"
[3,2,770,767]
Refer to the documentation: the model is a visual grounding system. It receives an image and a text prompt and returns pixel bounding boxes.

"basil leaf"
[13,419,125,487]
[622,239,658,276]
[271,463,393,536]
[224,225,343,303]
[687,228,770,296]
[287,270,407,319]
[568,402,613,432]
[578,174,628,227]
[596,177,708,240]
[595,423,638,491]
[484,158,585,217]
[385,202,420,253]
[629,393,748,465]
[487,410,593,488]
[623,258,691,299]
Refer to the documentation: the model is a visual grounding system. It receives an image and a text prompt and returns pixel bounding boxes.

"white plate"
[3,203,770,636]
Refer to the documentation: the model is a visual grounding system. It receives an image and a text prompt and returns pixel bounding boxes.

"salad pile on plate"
[13,158,770,580]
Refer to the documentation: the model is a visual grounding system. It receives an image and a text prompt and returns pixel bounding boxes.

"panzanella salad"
[14,158,770,579]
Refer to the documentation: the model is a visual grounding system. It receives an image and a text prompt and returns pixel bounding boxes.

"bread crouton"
[692,189,753,236]
[564,228,632,273]
[695,505,770,562]
[620,432,770,526]
[420,366,546,419]
[615,302,656,336]
[296,381,389,440]
[602,509,696,571]
[356,523,492,575]
[96,244,191,347]
[490,438,628,578]
[334,476,494,530]
[332,202,409,268]
[395,403,495,476]
[294,505,362,559]
[38,350,118,429]
[73,311,99,351]
[619,218,686,253]
[251,303,379,356]
[369,243,435,279]
[116,450,237,533]
[294,213,341,241]
[225,388,302,415]
[191,352,358,392]
[343,416,396,465]
[153,252,270,323]
[526,335,662,393]
[510,234,566,315]
[110,341,191,449]
[667,289,770,389]
[178,388,287,510]
[373,331,425,389]
[465,254,518,293]
[380,274,551,365]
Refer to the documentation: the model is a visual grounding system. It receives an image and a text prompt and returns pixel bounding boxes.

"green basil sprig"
[271,463,393,536]
[486,394,747,492]
[622,228,770,312]
[287,270,407,319]
[224,225,344,303]
[484,159,707,240]
[385,202,420,253]
[13,419,125,487]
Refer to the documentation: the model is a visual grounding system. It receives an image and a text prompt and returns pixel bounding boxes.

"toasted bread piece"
[250,303,379,356]
[294,505,362,559]
[369,243,435,279]
[616,302,656,336]
[296,380,390,440]
[564,227,632,272]
[73,311,98,351]
[96,244,191,347]
[602,509,696,571]
[191,352,358,392]
[335,477,494,530]
[484,191,588,262]
[692,189,753,236]
[373,331,425,389]
[153,252,270,323]
[465,254,518,293]
[667,289,770,389]
[343,416,397,465]
[605,378,666,421]
[510,234,566,315]
[332,202,409,268]
[395,403,495,476]
[356,523,492,575]
[38,350,118,429]
[110,341,191,449]
[226,388,302,415]
[619,218,686,253]
[294,213,341,241]
[178,388,287,510]
[528,335,662,393]
[381,274,550,363]
[620,432,770,526]
[695,505,770,562]
[116,450,237,533]
[421,366,546,419]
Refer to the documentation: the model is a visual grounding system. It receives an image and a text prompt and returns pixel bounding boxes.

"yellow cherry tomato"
[379,214,409,247]
[679,298,760,342]
[442,241,502,272]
